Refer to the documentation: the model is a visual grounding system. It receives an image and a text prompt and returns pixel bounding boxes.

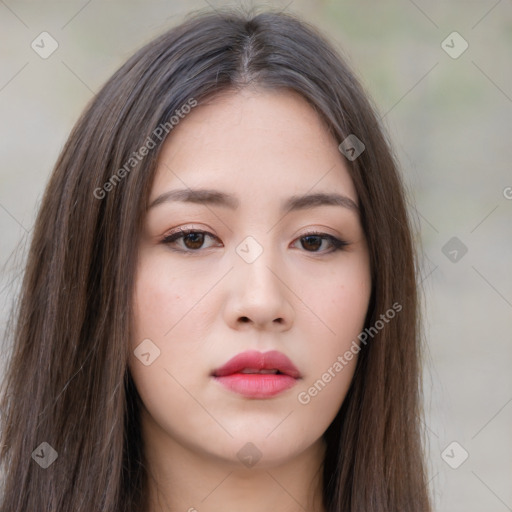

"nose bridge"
[234,233,282,294]
[226,232,294,329]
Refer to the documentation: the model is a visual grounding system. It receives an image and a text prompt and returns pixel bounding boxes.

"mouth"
[211,350,301,399]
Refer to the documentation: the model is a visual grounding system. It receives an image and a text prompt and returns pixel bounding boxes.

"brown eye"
[182,232,205,250]
[162,229,347,255]
[293,232,349,253]
[161,229,221,252]
[301,235,323,251]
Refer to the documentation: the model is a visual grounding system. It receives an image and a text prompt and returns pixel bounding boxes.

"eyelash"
[161,228,349,255]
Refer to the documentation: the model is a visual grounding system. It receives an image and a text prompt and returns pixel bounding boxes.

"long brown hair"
[0,7,431,511]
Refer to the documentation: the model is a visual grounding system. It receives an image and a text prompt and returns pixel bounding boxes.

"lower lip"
[213,373,298,398]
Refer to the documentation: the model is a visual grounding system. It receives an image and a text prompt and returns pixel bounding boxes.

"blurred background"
[1,1,511,510]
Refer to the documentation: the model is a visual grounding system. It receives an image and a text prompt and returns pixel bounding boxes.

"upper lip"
[212,350,301,378]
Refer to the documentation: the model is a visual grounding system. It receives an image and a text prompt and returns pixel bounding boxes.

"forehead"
[150,88,358,207]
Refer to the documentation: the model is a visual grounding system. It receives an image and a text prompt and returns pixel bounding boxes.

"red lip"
[211,350,301,398]
[212,350,301,378]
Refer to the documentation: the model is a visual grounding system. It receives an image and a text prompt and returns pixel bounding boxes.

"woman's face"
[130,88,371,469]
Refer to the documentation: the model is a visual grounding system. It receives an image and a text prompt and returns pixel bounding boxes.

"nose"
[223,243,295,332]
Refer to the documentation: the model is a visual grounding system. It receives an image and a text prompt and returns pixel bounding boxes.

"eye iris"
[183,232,204,250]
[301,235,322,251]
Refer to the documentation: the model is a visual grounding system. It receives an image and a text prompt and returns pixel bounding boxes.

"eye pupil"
[301,235,322,251]
[184,232,204,249]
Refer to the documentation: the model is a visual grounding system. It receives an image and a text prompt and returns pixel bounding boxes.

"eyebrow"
[148,188,359,214]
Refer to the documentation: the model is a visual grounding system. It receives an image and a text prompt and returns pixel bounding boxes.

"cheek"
[131,253,212,347]
[129,257,216,441]
[299,256,371,340]
[130,252,219,403]
[293,257,370,407]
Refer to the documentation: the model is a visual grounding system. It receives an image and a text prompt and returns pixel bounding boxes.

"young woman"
[0,7,432,512]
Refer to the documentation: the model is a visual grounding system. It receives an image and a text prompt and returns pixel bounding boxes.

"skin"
[129,88,372,512]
